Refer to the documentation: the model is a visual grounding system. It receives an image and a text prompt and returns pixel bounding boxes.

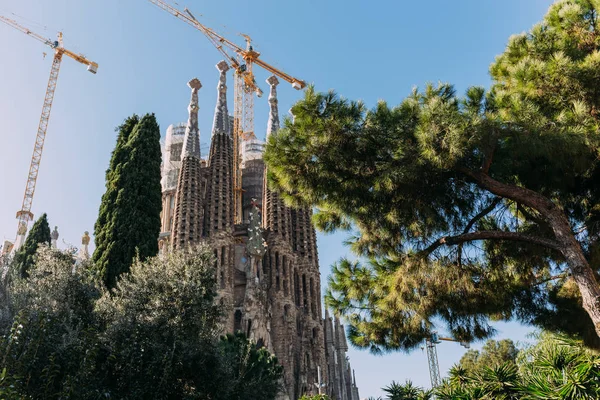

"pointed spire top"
[181,78,202,160]
[266,75,280,137]
[212,60,230,136]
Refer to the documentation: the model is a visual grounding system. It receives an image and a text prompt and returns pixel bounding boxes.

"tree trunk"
[549,214,600,339]
[461,168,600,339]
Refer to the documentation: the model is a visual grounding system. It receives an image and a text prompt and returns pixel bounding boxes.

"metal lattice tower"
[426,338,441,388]
[0,16,97,250]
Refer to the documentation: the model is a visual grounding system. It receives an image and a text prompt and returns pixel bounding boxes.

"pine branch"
[457,167,559,217]
[422,230,561,256]
[517,203,550,231]
[463,198,502,235]
[458,197,501,268]
[534,273,567,286]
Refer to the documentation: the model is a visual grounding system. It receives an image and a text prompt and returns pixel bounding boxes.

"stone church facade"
[157,61,360,400]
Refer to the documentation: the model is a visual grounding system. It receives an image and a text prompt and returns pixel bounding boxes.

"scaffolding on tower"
[147,0,306,224]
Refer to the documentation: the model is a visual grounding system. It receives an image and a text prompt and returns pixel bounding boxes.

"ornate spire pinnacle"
[212,60,230,136]
[266,76,280,137]
[51,226,59,249]
[181,78,202,160]
[204,61,235,235]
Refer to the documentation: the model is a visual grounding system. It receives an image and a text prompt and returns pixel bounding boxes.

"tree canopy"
[0,246,283,399]
[436,333,600,399]
[459,339,519,373]
[264,0,600,351]
[13,212,51,278]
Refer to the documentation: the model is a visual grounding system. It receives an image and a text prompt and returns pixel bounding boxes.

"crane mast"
[0,16,98,251]
[147,0,306,224]
[425,332,470,389]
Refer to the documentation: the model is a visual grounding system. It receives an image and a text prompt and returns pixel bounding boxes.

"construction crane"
[0,16,98,251]
[424,332,470,388]
[147,0,306,224]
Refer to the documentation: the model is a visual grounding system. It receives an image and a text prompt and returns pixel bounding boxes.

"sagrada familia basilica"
[157,61,360,400]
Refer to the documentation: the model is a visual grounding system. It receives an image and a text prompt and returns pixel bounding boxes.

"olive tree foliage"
[0,246,103,398]
[264,0,600,351]
[0,245,283,399]
[94,245,224,398]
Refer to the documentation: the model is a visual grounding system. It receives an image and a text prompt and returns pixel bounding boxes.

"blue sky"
[0,0,555,397]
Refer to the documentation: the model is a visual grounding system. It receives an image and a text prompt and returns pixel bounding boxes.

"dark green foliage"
[95,245,224,398]
[93,113,162,288]
[216,332,283,400]
[436,333,600,399]
[264,0,600,351]
[0,247,103,398]
[93,115,139,276]
[0,246,283,399]
[13,213,51,278]
[300,395,332,400]
[459,339,519,372]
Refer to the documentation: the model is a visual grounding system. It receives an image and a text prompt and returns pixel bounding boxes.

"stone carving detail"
[181,78,202,160]
[51,226,59,248]
[79,231,90,261]
[246,199,266,259]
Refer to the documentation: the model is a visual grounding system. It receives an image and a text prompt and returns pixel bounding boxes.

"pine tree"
[13,213,51,278]
[264,0,600,350]
[93,114,162,288]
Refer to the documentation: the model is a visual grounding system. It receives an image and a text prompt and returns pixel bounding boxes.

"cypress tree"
[93,114,162,288]
[93,115,139,264]
[14,213,51,278]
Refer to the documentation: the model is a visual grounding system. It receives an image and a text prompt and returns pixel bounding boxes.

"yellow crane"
[147,0,306,224]
[0,15,98,251]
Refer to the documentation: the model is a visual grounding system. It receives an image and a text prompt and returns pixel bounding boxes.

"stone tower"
[158,64,359,400]
[171,78,204,250]
[203,61,236,329]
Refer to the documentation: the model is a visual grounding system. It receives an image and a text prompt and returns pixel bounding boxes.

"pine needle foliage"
[264,0,600,352]
[13,213,51,278]
[93,113,162,288]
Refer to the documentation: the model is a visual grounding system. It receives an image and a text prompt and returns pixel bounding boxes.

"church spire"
[212,60,230,136]
[266,75,280,137]
[181,78,202,160]
[171,78,204,249]
[205,61,234,235]
[263,76,292,240]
